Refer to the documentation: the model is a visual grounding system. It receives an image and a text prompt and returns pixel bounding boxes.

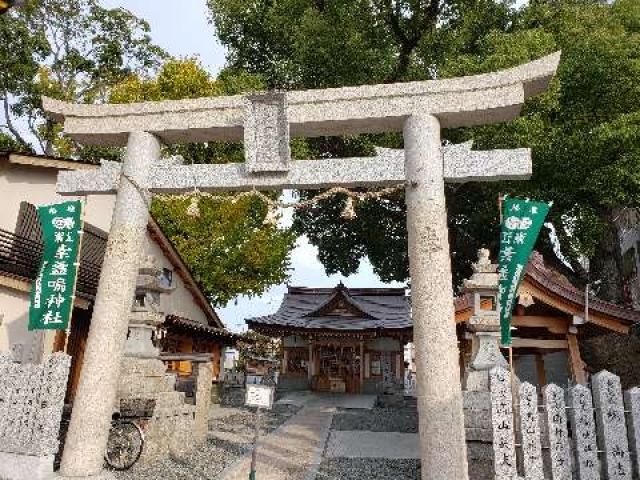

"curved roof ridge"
[303,283,378,320]
[525,252,640,324]
[454,252,640,326]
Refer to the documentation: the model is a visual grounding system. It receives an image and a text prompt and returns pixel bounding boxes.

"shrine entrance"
[45,52,560,480]
[314,343,361,394]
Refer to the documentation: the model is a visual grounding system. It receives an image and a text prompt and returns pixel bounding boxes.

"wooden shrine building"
[248,252,640,393]
[456,252,640,388]
[246,283,411,394]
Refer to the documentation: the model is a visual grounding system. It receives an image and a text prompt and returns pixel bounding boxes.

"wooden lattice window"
[286,348,309,375]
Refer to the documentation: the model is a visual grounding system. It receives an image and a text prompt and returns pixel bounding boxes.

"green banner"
[29,200,83,331]
[498,197,550,345]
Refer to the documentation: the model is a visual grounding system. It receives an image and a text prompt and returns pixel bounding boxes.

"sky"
[99,1,404,332]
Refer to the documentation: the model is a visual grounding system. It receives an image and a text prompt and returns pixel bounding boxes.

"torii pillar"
[405,114,468,476]
[44,52,560,479]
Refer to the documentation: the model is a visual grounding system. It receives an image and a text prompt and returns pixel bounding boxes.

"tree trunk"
[590,209,625,304]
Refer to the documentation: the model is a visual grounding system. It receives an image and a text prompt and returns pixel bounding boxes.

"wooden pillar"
[364,352,370,379]
[567,332,587,385]
[211,344,221,379]
[535,353,547,387]
[359,340,364,392]
[308,341,313,381]
[282,349,288,374]
[53,329,68,353]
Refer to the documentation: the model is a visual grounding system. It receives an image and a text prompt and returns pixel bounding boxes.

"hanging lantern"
[186,195,201,218]
[341,196,357,220]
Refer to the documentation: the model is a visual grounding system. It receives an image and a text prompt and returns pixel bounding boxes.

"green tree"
[110,60,295,306]
[209,0,640,302]
[235,330,280,372]
[0,0,166,154]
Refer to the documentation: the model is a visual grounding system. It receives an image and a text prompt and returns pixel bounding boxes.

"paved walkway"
[326,431,420,459]
[220,406,333,480]
[276,391,377,410]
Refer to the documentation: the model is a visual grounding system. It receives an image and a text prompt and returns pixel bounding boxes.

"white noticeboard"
[245,384,275,410]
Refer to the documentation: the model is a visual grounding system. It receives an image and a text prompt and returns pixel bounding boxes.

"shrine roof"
[455,252,640,327]
[0,151,224,329]
[246,283,412,332]
[164,315,239,346]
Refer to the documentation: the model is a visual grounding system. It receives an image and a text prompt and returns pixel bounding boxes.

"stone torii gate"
[45,52,560,479]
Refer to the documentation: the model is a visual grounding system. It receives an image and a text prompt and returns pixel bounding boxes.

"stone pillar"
[219,347,227,382]
[404,114,468,480]
[194,362,213,445]
[60,132,160,477]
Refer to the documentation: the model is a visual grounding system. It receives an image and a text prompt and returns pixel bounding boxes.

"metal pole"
[249,407,262,480]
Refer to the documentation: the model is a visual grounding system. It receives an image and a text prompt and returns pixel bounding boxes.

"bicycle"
[104,413,145,471]
[56,409,145,472]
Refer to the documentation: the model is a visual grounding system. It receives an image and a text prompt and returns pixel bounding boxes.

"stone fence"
[0,352,71,480]
[489,366,640,479]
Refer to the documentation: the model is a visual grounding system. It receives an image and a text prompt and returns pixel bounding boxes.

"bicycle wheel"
[104,420,145,471]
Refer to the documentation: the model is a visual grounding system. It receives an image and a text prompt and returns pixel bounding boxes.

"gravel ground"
[316,458,420,479]
[331,398,417,433]
[113,404,299,480]
[210,404,299,437]
[318,397,420,479]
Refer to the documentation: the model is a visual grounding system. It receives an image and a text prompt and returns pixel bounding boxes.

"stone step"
[152,405,196,420]
[118,375,165,397]
[155,391,187,409]
[120,358,166,376]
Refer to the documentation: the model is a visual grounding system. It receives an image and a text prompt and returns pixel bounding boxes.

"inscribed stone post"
[569,384,600,480]
[0,352,71,480]
[543,384,571,480]
[519,382,543,479]
[592,371,632,480]
[489,367,517,480]
[624,387,640,479]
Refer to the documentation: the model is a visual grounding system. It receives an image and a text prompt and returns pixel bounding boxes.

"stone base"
[0,452,54,480]
[466,442,495,480]
[53,471,116,480]
[136,407,196,466]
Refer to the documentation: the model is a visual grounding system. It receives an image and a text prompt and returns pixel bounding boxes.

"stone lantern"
[464,248,508,391]
[124,256,175,359]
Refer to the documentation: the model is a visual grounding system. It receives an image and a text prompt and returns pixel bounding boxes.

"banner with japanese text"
[28,200,83,331]
[498,197,550,345]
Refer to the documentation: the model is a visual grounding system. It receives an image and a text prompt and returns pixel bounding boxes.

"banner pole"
[249,406,262,480]
[64,198,86,348]
[499,193,518,439]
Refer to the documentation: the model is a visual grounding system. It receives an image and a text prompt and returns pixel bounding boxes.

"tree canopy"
[109,60,295,307]
[0,2,295,308]
[0,0,166,154]
[209,0,640,302]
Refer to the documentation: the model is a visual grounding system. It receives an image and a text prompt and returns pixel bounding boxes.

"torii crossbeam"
[46,52,560,480]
